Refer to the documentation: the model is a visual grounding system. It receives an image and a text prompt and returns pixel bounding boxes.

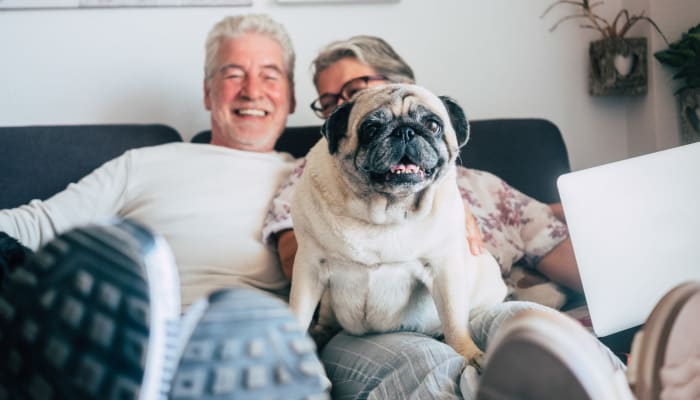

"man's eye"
[225,73,244,80]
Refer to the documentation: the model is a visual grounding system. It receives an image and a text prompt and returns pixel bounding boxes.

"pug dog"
[288,84,507,370]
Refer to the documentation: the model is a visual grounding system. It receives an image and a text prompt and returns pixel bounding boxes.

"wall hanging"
[542,0,668,96]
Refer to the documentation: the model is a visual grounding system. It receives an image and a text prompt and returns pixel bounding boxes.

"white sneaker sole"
[169,286,330,400]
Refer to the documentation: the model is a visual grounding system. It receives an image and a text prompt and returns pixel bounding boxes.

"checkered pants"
[320,301,625,400]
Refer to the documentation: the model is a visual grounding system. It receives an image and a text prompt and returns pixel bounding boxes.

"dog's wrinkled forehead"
[351,84,448,124]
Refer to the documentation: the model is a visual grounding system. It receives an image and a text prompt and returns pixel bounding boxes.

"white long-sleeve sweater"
[0,142,296,308]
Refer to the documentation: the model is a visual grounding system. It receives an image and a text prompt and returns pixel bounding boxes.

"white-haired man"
[0,14,328,400]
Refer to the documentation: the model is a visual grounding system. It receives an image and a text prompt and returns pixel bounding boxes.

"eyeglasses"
[310,75,389,119]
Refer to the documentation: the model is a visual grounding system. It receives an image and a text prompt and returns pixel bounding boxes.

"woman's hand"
[276,229,297,281]
[464,204,485,256]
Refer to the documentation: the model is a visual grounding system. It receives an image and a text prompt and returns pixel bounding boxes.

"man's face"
[204,33,296,152]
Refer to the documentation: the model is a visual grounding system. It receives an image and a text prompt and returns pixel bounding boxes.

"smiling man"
[0,15,298,309]
[0,14,329,399]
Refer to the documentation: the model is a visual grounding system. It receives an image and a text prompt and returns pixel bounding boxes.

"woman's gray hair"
[204,14,295,88]
[311,35,415,88]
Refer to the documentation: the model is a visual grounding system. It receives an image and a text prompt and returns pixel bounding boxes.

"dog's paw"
[465,350,485,375]
[0,232,32,283]
[308,322,341,350]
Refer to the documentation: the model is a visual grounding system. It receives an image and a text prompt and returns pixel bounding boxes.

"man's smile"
[234,108,268,117]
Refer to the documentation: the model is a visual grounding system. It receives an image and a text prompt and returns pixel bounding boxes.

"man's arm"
[0,152,132,250]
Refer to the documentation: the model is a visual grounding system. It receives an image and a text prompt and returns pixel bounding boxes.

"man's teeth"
[237,109,266,117]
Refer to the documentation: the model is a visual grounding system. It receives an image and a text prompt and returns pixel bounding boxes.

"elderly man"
[0,14,327,400]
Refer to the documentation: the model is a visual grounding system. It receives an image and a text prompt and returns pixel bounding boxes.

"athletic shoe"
[169,286,330,400]
[628,281,700,400]
[476,308,633,400]
[0,219,180,400]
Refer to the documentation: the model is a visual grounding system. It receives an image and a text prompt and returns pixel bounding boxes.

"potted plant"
[542,0,668,96]
[654,23,700,143]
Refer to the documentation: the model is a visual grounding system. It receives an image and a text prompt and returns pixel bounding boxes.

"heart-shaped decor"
[614,54,636,77]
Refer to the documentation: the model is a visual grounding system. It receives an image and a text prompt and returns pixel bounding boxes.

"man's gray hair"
[205,14,295,88]
[311,35,415,88]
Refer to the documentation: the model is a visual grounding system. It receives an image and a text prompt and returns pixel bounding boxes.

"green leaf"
[655,50,691,68]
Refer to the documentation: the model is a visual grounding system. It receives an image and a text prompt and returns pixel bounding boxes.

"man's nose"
[240,75,263,99]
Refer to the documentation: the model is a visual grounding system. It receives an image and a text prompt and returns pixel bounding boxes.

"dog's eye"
[362,123,380,137]
[425,119,441,134]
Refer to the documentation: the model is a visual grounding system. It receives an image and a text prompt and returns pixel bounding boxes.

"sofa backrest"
[192,118,570,203]
[0,124,182,209]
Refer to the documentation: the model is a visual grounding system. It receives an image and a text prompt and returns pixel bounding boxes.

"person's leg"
[628,281,700,400]
[0,220,330,400]
[320,301,625,400]
[0,220,181,400]
[321,331,466,400]
[475,305,633,400]
[170,286,330,400]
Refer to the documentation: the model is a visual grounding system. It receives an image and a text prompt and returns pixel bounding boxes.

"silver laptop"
[557,142,700,337]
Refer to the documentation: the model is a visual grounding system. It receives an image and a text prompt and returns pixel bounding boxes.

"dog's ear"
[321,101,354,154]
[439,96,470,147]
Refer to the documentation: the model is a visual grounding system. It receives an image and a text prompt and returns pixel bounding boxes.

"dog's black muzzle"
[361,122,444,186]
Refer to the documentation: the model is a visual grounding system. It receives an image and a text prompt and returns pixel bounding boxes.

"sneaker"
[476,308,633,400]
[0,219,181,400]
[628,281,700,400]
[169,286,330,400]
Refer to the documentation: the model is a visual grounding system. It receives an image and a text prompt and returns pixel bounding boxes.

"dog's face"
[321,84,469,197]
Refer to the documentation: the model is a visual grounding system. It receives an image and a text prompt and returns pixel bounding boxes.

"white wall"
[1,0,698,170]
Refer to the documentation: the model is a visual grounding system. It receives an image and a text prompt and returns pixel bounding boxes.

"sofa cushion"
[0,124,182,209]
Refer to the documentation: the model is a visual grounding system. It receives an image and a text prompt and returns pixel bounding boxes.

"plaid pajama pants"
[320,301,625,400]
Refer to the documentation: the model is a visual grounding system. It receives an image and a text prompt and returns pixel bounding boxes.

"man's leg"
[170,286,330,400]
[0,220,330,400]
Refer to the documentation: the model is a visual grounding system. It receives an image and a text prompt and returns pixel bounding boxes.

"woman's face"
[314,57,388,118]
